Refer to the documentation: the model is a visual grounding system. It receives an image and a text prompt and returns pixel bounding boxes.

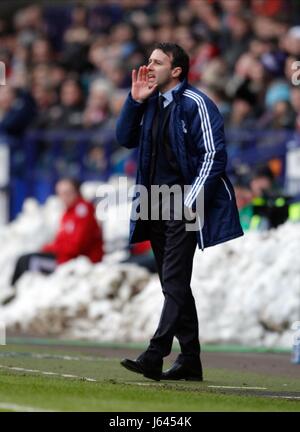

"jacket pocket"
[221,177,232,201]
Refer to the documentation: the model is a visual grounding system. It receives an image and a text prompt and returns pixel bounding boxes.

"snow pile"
[0,257,156,341]
[0,190,299,348]
[0,177,132,304]
[191,223,300,348]
[81,177,133,252]
[0,197,63,303]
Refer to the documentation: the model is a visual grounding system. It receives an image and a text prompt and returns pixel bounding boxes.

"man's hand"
[131,65,158,103]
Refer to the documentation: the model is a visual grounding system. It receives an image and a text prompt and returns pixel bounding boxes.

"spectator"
[284,54,298,83]
[258,81,294,129]
[283,25,300,56]
[61,3,91,73]
[31,37,54,65]
[83,144,108,178]
[222,13,253,71]
[229,82,258,129]
[11,178,103,286]
[290,86,300,130]
[82,79,112,128]
[249,165,290,230]
[106,89,128,129]
[31,83,57,129]
[47,77,84,129]
[250,165,276,197]
[0,86,36,137]
[259,99,295,129]
[13,4,45,49]
[250,0,287,17]
[121,240,157,273]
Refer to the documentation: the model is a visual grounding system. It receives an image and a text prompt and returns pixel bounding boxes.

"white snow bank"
[0,190,299,349]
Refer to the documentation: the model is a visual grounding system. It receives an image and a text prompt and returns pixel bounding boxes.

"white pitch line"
[124,382,300,401]
[0,352,113,362]
[271,396,300,400]
[0,402,54,412]
[124,381,164,386]
[61,374,79,378]
[0,364,97,382]
[208,385,267,390]
[125,382,268,391]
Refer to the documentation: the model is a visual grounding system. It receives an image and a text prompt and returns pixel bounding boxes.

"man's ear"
[172,66,182,79]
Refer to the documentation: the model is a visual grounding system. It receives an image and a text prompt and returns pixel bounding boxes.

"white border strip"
[208,385,267,390]
[183,89,216,207]
[183,91,214,207]
[0,402,54,412]
[0,364,97,382]
[221,177,232,200]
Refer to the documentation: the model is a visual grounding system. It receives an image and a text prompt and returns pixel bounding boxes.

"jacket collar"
[149,78,188,104]
[172,78,188,103]
[160,83,181,107]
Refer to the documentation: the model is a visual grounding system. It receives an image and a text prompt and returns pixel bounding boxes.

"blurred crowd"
[0,1,300,214]
[1,0,300,136]
[0,0,300,283]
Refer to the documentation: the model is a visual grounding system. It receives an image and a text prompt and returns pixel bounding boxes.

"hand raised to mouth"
[131,65,158,103]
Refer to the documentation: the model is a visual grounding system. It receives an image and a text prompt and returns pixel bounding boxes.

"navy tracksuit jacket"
[116,79,243,250]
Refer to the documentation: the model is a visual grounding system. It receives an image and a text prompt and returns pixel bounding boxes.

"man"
[11,178,103,286]
[250,165,275,198]
[116,43,243,381]
[0,86,36,137]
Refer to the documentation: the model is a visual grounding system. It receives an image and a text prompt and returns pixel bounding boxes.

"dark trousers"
[143,205,200,365]
[11,252,57,286]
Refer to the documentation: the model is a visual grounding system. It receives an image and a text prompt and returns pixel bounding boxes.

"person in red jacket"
[11,178,103,286]
[121,240,157,273]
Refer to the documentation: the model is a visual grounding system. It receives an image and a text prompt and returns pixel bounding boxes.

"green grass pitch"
[0,340,299,412]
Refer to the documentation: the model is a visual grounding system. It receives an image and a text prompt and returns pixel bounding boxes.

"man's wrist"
[129,92,146,105]
[133,98,145,104]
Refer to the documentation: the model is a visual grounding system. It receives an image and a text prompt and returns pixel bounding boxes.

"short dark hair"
[154,42,190,81]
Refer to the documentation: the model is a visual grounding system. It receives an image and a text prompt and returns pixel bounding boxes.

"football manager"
[116,43,243,381]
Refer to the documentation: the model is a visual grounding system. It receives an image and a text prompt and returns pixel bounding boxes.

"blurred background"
[0,0,300,350]
[0,0,300,219]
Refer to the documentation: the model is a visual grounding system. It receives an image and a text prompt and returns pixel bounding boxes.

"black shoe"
[161,362,203,381]
[120,358,162,381]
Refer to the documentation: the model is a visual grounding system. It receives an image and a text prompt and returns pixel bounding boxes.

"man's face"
[56,181,79,208]
[61,82,82,107]
[147,49,181,92]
